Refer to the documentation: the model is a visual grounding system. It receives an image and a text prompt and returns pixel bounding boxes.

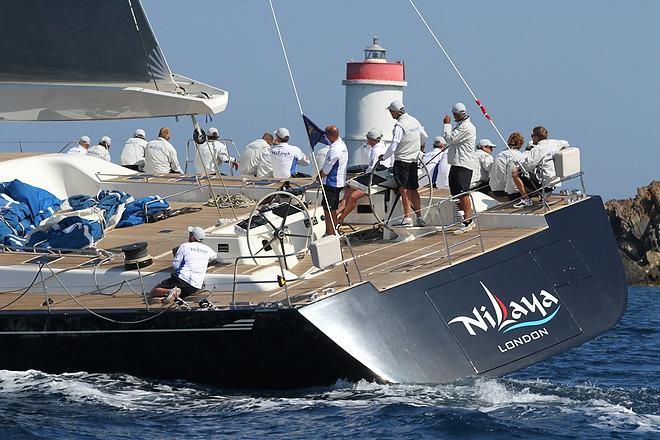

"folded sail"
[0,0,227,120]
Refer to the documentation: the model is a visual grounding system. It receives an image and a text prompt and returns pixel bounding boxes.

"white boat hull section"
[0,79,228,121]
[0,153,136,199]
[0,264,295,295]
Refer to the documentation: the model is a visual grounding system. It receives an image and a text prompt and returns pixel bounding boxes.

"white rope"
[267,0,336,233]
[408,0,516,158]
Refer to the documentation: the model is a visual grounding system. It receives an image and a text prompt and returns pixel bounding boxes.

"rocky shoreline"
[605,181,660,285]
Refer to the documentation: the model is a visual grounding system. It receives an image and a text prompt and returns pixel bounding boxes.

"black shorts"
[157,274,199,297]
[449,166,473,196]
[322,185,343,211]
[393,160,419,190]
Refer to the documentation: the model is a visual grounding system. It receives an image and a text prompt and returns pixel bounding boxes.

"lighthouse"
[342,37,407,165]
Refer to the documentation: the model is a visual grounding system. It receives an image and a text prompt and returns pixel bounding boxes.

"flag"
[302,114,330,150]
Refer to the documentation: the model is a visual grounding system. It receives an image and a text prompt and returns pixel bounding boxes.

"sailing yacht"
[0,0,627,389]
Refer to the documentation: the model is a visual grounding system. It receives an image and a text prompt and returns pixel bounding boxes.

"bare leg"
[400,188,412,219]
[338,188,365,223]
[410,189,422,218]
[150,287,170,298]
[512,167,529,199]
[324,207,338,236]
[460,194,473,223]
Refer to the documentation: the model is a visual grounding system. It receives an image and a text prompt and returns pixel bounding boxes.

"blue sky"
[1,0,657,200]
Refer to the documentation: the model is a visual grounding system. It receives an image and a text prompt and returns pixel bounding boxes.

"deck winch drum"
[121,242,153,269]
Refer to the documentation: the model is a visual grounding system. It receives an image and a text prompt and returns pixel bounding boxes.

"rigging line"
[267,0,336,232]
[407,0,514,157]
[127,0,160,91]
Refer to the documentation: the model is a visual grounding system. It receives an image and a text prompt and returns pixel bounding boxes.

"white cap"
[100,136,111,145]
[208,127,219,136]
[80,136,91,145]
[433,136,446,146]
[134,129,145,137]
[477,138,497,148]
[366,129,383,140]
[187,226,205,241]
[275,127,290,139]
[387,100,404,112]
[452,102,467,114]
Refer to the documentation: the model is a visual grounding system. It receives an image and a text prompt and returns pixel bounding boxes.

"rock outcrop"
[605,181,660,285]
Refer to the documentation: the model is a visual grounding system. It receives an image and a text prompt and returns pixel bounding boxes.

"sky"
[1,0,658,201]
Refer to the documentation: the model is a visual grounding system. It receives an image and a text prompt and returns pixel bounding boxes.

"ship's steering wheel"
[246,191,313,267]
[367,160,433,232]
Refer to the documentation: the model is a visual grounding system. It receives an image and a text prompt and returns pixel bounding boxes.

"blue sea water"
[0,287,657,440]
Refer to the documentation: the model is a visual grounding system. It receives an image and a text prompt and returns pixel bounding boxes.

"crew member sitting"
[144,127,183,174]
[511,126,569,208]
[421,136,449,188]
[470,139,496,193]
[150,226,218,304]
[67,136,90,155]
[489,132,524,198]
[120,129,148,171]
[195,127,237,175]
[270,127,310,179]
[88,136,112,162]
[337,129,390,223]
[239,132,274,177]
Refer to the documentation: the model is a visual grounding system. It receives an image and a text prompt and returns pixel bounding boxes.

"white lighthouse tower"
[342,37,407,165]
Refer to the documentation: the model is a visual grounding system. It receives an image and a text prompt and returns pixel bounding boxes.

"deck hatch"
[530,239,591,288]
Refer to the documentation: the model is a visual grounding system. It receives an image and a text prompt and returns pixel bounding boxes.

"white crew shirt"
[520,139,569,182]
[172,241,218,289]
[120,137,148,168]
[489,148,523,192]
[271,142,309,179]
[366,141,392,173]
[144,137,183,174]
[194,139,234,174]
[471,149,494,186]
[353,143,371,166]
[66,144,88,155]
[421,147,450,188]
[88,144,111,162]
[443,116,477,169]
[321,138,349,188]
[239,138,272,177]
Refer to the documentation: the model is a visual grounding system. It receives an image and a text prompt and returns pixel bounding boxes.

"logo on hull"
[448,282,560,336]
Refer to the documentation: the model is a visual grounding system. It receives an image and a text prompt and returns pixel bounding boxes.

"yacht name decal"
[448,282,560,336]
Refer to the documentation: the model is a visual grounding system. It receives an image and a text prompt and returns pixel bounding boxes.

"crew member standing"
[144,127,183,174]
[270,128,310,179]
[120,129,148,171]
[319,125,348,236]
[443,102,477,234]
[380,100,428,227]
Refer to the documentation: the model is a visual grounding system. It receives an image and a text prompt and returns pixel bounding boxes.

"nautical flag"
[302,114,330,150]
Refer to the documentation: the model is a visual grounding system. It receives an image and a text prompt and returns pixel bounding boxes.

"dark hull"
[0,197,627,388]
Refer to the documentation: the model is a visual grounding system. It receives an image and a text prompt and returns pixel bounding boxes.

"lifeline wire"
[267,0,336,231]
[408,0,516,158]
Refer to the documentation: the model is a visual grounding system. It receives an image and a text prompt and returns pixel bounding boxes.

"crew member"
[319,125,348,236]
[489,132,524,197]
[421,136,449,189]
[511,126,569,208]
[239,132,274,177]
[270,128,310,179]
[67,136,91,155]
[88,136,112,162]
[195,127,236,175]
[443,102,477,234]
[471,139,496,193]
[150,226,218,304]
[144,127,183,174]
[120,129,148,171]
[337,129,389,223]
[380,100,428,227]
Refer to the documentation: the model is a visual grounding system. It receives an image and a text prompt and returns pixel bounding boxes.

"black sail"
[0,0,172,85]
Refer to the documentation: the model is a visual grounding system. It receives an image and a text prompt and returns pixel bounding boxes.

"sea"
[0,286,657,440]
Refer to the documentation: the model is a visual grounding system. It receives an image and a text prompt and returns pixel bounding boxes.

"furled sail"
[0,0,227,121]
